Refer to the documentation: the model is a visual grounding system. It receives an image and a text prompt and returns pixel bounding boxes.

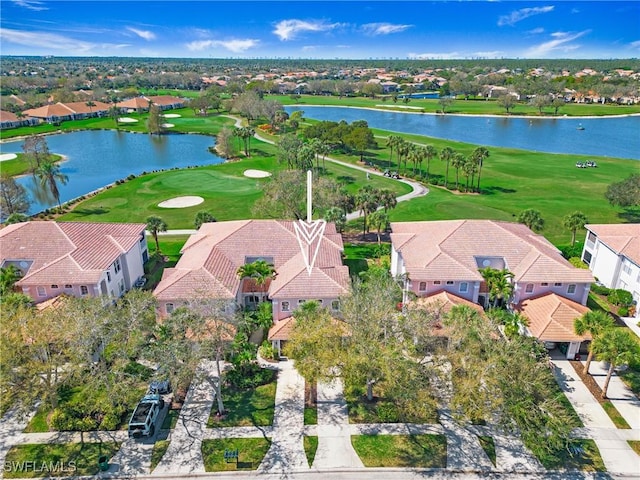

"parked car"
[149,379,172,395]
[128,393,164,439]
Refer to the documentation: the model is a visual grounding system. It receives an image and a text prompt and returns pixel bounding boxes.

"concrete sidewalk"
[313,378,364,469]
[258,361,309,473]
[438,409,494,472]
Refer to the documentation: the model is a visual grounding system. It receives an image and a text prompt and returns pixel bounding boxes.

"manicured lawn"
[303,405,317,425]
[351,434,447,468]
[537,439,606,472]
[620,368,640,396]
[303,436,318,466]
[628,440,640,456]
[602,401,631,429]
[149,440,170,472]
[208,379,277,428]
[3,442,120,478]
[478,435,497,466]
[202,438,271,471]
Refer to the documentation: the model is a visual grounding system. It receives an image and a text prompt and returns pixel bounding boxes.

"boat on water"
[577,123,585,130]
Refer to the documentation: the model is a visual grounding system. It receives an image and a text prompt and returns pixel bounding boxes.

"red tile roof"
[586,224,640,266]
[391,220,593,283]
[0,221,145,286]
[153,220,350,302]
[0,110,19,122]
[515,293,591,342]
[23,103,75,118]
[412,290,485,315]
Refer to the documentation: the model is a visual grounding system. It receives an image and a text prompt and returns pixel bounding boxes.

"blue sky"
[1,1,639,59]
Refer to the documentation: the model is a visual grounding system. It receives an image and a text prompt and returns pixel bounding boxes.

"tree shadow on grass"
[336,175,357,184]
[69,207,109,216]
[617,207,640,223]
[479,186,517,195]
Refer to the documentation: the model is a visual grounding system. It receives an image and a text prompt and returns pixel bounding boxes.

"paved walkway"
[587,360,640,430]
[551,359,640,476]
[438,409,494,472]
[313,378,364,469]
[258,361,308,472]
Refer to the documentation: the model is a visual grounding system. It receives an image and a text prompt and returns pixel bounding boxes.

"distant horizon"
[1,1,638,60]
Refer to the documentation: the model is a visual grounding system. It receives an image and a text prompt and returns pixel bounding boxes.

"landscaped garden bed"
[3,442,120,478]
[202,438,271,471]
[351,434,447,468]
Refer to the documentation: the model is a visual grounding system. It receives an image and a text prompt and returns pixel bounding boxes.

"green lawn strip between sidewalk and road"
[303,435,318,466]
[149,440,170,472]
[537,439,606,472]
[207,379,277,428]
[602,401,632,429]
[202,438,271,471]
[351,434,447,468]
[477,435,497,466]
[628,440,640,456]
[3,442,120,478]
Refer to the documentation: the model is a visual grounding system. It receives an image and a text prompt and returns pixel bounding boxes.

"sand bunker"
[161,123,175,128]
[162,113,181,118]
[0,153,18,162]
[118,117,139,123]
[158,196,204,208]
[243,169,272,178]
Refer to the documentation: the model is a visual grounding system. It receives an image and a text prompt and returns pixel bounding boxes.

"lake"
[0,130,221,215]
[285,106,640,160]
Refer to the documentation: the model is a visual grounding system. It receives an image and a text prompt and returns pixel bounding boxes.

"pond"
[1,130,221,215]
[285,106,640,160]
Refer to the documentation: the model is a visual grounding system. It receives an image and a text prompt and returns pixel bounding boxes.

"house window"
[419,281,427,291]
[446,281,454,285]
[114,258,121,274]
[525,284,534,293]
[298,299,306,305]
[281,301,290,312]
[64,284,72,290]
[622,262,632,275]
[80,285,89,296]
[107,271,111,282]
[433,281,441,285]
[37,286,46,297]
[568,284,577,294]
[541,282,549,287]
[588,232,596,243]
[554,282,563,287]
[166,303,174,314]
[119,279,125,293]
[51,284,59,289]
[459,282,468,293]
[331,300,340,311]
[583,251,592,264]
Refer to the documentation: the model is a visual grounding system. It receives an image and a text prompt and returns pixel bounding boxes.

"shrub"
[377,402,400,422]
[226,362,276,390]
[568,257,588,269]
[258,341,279,361]
[559,244,583,259]
[591,283,611,296]
[618,306,630,317]
[608,289,633,306]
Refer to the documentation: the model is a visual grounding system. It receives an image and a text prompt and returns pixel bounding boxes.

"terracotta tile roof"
[412,290,485,315]
[147,95,184,106]
[391,220,593,283]
[63,101,110,114]
[586,224,640,266]
[153,220,350,302]
[116,97,154,109]
[515,293,591,342]
[268,316,350,341]
[0,110,18,122]
[0,221,145,286]
[23,103,75,118]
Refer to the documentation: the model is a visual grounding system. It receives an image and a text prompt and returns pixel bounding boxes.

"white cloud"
[0,28,95,53]
[498,6,554,26]
[186,38,258,53]
[127,27,156,41]
[408,51,461,60]
[12,0,47,11]
[527,27,545,35]
[273,19,341,41]
[361,23,412,36]
[525,30,590,57]
[630,40,640,49]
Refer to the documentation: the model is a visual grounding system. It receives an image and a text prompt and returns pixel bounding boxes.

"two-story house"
[153,220,351,321]
[0,221,148,304]
[581,223,640,317]
[390,220,595,358]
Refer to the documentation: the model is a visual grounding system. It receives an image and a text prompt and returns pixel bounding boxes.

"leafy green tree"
[0,174,30,216]
[0,265,21,297]
[368,210,390,244]
[35,159,68,210]
[194,211,216,230]
[605,174,640,207]
[497,93,517,114]
[592,328,640,398]
[438,96,453,113]
[574,310,616,374]
[147,102,163,135]
[146,215,167,254]
[324,206,346,233]
[345,124,375,162]
[563,211,588,246]
[4,213,29,225]
[517,208,544,232]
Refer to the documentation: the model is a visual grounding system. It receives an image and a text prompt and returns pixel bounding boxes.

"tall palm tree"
[463,156,479,192]
[379,189,397,212]
[563,211,589,246]
[440,147,455,189]
[368,210,390,245]
[0,265,21,296]
[472,147,490,193]
[85,101,96,114]
[35,159,68,210]
[574,310,615,374]
[355,185,380,239]
[146,216,168,254]
[479,267,514,308]
[450,153,466,191]
[424,145,437,183]
[591,327,640,398]
[385,135,399,170]
[236,260,276,303]
[517,209,544,232]
[397,140,410,175]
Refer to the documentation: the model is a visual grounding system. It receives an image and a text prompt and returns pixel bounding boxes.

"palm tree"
[368,210,390,244]
[236,260,276,303]
[463,156,478,192]
[194,211,216,230]
[35,159,68,210]
[424,145,437,183]
[85,101,96,115]
[472,147,490,193]
[386,135,401,170]
[355,185,380,239]
[517,209,544,232]
[146,216,168,254]
[450,153,466,191]
[563,211,589,246]
[440,147,455,189]
[0,265,21,296]
[479,267,514,308]
[574,310,616,374]
[396,139,410,175]
[379,189,397,212]
[591,327,640,398]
